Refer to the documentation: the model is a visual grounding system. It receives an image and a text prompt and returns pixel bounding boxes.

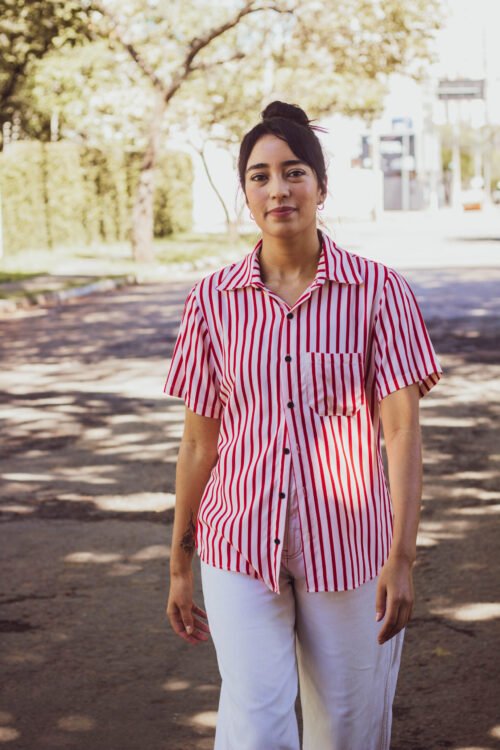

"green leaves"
[1,0,443,142]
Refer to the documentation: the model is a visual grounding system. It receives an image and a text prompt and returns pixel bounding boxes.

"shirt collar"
[215,230,364,291]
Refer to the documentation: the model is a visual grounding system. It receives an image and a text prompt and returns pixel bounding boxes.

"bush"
[44,141,87,247]
[154,150,193,236]
[0,140,193,253]
[0,141,49,252]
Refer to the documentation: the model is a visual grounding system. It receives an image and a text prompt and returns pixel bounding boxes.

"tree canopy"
[1,0,444,257]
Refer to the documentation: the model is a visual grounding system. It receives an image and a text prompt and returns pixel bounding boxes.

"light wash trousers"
[200,478,405,750]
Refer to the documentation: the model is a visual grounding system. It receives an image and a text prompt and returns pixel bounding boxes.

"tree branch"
[87,2,292,107]
[190,52,245,73]
[189,139,231,225]
[88,1,167,91]
[168,2,293,103]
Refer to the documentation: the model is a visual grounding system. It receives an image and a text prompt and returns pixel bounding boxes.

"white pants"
[200,480,405,750]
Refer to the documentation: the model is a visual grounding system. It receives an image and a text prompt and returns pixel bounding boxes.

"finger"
[192,604,210,628]
[407,599,414,624]
[178,606,195,635]
[190,631,209,643]
[386,606,408,642]
[397,601,413,634]
[375,580,387,623]
[174,610,211,643]
[169,610,191,636]
[188,617,210,641]
[378,600,401,644]
[169,612,200,644]
[180,627,207,643]
[192,604,209,620]
[192,616,211,635]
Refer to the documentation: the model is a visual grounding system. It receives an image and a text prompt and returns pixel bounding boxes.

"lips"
[268,207,296,216]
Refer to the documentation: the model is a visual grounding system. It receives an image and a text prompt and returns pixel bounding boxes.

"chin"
[264,218,312,236]
[263,225,298,237]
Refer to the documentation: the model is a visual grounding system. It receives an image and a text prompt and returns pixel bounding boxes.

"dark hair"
[238,101,328,198]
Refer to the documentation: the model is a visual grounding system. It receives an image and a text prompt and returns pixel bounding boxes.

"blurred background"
[1,0,499,287]
[1,3,500,750]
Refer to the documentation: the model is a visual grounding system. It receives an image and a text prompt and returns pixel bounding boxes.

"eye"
[288,169,306,178]
[250,173,267,182]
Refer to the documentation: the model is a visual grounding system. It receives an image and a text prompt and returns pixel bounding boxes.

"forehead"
[246,134,304,166]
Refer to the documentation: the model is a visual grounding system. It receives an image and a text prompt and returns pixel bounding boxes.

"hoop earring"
[317,202,325,211]
[250,212,255,221]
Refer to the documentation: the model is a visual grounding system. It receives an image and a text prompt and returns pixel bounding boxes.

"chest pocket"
[305,351,365,417]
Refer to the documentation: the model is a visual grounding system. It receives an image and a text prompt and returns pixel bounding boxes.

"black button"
[274,538,280,544]
[287,401,294,408]
[287,312,294,319]
[284,448,290,454]
[285,355,292,362]
[279,492,286,498]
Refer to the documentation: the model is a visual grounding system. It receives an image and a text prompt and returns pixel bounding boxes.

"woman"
[164,101,443,750]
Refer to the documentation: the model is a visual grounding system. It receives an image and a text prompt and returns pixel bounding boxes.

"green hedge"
[45,141,87,247]
[0,140,193,253]
[0,142,49,253]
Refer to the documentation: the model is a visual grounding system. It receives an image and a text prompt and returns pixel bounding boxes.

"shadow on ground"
[0,275,499,749]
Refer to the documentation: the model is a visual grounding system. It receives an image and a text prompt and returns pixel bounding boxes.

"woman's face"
[244,134,325,239]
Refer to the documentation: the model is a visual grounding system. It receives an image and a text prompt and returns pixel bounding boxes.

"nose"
[268,173,290,199]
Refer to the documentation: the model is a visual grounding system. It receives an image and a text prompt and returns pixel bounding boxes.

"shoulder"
[332,241,395,289]
[182,259,239,326]
[329,241,417,316]
[187,260,236,302]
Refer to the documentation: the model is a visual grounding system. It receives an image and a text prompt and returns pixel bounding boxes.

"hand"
[166,568,211,646]
[375,555,414,645]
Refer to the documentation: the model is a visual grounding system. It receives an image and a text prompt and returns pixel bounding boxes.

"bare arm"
[166,406,220,645]
[170,408,220,574]
[376,382,422,644]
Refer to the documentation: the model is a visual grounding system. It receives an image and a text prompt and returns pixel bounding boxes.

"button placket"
[277,308,297,561]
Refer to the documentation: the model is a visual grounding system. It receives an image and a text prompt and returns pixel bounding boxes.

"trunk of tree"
[131,96,166,262]
[131,165,155,262]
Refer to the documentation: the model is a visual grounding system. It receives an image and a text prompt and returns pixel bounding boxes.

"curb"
[0,274,137,314]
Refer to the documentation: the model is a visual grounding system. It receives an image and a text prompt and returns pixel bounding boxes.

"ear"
[320,178,328,202]
[317,183,327,205]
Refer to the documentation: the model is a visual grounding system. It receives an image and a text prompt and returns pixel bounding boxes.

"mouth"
[267,207,296,216]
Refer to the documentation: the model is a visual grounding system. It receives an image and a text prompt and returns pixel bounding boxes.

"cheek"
[245,185,263,207]
[299,184,320,206]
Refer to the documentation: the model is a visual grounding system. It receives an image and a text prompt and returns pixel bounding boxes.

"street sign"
[438,79,485,100]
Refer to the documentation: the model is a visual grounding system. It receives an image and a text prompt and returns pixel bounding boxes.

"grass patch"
[0,232,259,281]
[0,271,42,284]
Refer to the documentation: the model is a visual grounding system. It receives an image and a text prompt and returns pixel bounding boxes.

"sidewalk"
[329,205,500,269]
[0,274,137,314]
[1,207,499,315]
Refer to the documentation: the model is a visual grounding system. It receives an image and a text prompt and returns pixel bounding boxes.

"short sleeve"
[373,269,443,402]
[163,286,223,418]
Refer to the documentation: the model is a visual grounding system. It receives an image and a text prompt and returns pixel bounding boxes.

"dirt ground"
[1,263,500,750]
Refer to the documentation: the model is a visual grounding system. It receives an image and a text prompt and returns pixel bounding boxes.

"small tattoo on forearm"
[180,513,196,556]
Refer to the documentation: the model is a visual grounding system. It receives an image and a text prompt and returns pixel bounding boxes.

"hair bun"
[261,101,310,128]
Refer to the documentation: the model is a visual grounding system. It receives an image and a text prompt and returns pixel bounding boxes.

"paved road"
[1,221,500,749]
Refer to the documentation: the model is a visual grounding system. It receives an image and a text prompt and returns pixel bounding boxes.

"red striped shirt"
[164,230,443,594]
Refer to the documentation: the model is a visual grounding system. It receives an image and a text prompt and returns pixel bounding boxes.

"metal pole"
[401,133,410,211]
[371,125,383,221]
[447,100,462,209]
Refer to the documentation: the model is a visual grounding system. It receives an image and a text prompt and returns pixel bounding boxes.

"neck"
[258,226,322,284]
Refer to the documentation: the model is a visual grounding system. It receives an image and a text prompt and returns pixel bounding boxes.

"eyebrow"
[245,159,306,173]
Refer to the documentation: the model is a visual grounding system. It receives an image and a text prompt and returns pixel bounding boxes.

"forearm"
[170,441,218,576]
[384,427,423,564]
